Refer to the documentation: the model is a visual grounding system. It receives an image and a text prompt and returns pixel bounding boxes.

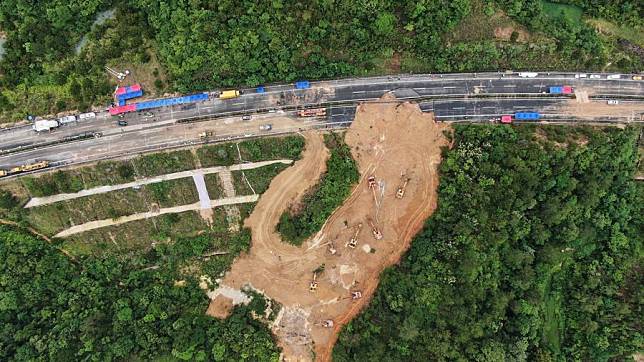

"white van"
[79,112,96,120]
[607,74,621,79]
[575,73,587,78]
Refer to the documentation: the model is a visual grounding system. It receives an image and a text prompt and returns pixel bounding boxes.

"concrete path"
[55,194,259,237]
[192,171,211,209]
[25,159,293,208]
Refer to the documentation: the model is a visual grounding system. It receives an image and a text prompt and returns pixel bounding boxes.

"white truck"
[607,74,621,79]
[518,72,538,78]
[33,119,59,132]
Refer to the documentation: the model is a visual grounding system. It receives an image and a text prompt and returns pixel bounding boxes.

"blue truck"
[514,112,541,120]
[295,80,310,89]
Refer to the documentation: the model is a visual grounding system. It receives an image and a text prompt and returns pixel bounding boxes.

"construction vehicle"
[105,66,129,81]
[367,175,376,189]
[367,218,383,240]
[347,223,363,249]
[219,90,241,99]
[327,241,337,255]
[351,291,363,300]
[322,320,334,328]
[309,273,318,292]
[297,108,326,117]
[396,176,410,199]
[0,169,7,177]
[20,161,50,172]
[199,131,214,139]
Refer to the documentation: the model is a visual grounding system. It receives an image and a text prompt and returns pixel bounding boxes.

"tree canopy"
[334,125,643,361]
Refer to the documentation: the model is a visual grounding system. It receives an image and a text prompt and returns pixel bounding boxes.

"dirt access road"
[208,95,450,361]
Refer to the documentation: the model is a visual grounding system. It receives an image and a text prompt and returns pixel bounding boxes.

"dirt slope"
[208,96,449,361]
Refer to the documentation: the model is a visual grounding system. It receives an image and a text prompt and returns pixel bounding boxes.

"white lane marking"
[352,91,366,94]
[504,85,517,88]
[443,86,458,89]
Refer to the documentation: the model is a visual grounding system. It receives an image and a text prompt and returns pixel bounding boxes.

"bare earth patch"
[494,26,529,42]
[207,96,449,361]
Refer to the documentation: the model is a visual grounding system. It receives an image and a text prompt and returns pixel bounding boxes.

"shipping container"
[115,84,142,96]
[109,93,209,115]
[295,80,310,89]
[514,112,541,120]
[117,89,143,101]
[109,104,137,115]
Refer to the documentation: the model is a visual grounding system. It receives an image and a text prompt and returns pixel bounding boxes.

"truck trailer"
[297,108,326,117]
[32,119,59,132]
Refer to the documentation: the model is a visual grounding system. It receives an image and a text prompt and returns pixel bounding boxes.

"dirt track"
[208,96,449,361]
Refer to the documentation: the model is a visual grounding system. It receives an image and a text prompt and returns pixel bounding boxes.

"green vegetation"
[232,163,290,195]
[334,125,642,361]
[0,224,279,360]
[197,136,305,167]
[132,150,196,178]
[278,132,359,245]
[1,0,642,121]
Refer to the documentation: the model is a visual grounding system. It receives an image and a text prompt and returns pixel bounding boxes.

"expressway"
[0,72,643,173]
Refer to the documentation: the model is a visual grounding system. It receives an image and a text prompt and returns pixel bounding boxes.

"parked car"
[259,124,272,131]
[607,100,619,105]
[117,120,128,126]
[241,115,252,121]
[143,111,154,118]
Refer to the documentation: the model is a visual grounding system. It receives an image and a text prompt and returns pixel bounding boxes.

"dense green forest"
[0,0,642,121]
[278,132,359,245]
[0,224,279,360]
[334,125,643,361]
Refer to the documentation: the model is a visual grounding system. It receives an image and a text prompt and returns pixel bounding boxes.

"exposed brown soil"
[207,96,449,361]
[559,99,644,119]
[494,26,529,42]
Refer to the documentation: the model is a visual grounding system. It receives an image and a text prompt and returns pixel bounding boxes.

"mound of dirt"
[207,94,450,361]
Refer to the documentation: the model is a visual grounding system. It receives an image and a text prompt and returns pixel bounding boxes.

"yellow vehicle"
[219,90,241,99]
[0,170,7,177]
[9,166,22,174]
[20,161,50,172]
[633,75,643,80]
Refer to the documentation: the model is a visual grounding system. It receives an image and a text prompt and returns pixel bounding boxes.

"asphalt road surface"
[1,72,642,172]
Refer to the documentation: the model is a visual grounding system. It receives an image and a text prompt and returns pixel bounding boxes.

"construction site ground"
[207,94,449,361]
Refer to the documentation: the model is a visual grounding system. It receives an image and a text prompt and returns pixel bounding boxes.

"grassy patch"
[197,135,305,167]
[541,1,583,22]
[132,149,197,177]
[61,210,211,256]
[232,163,289,195]
[27,187,152,235]
[144,177,198,208]
[278,132,359,245]
[587,18,644,47]
[204,173,225,200]
[446,0,527,43]
[21,160,136,197]
[543,291,563,354]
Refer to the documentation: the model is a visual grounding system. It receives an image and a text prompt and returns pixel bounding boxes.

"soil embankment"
[208,95,450,361]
